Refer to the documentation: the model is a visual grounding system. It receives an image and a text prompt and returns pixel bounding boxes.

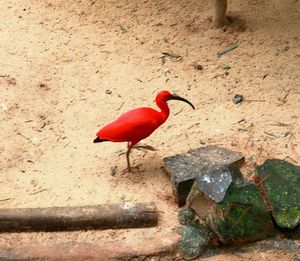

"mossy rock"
[213,182,276,244]
[257,159,300,229]
[179,221,213,260]
[188,166,275,244]
[178,207,195,226]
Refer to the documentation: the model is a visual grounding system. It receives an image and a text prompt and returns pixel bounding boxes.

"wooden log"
[213,0,228,28]
[0,202,158,232]
[0,234,181,261]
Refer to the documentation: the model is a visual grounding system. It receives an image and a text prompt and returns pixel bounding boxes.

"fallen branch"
[0,202,158,232]
[0,233,180,261]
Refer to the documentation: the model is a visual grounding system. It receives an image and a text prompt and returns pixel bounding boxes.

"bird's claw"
[132,145,157,151]
[121,164,144,174]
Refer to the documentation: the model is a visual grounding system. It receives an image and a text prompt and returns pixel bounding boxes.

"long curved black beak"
[169,94,195,110]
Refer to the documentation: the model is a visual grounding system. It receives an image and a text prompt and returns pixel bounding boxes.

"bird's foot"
[121,164,144,174]
[132,144,157,151]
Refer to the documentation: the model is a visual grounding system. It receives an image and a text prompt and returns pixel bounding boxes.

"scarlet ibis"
[94,90,195,172]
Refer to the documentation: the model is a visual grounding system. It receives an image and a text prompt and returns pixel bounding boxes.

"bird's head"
[156,90,195,109]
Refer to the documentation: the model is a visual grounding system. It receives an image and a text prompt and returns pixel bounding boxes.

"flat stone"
[163,145,244,206]
[187,146,245,167]
[196,165,232,203]
[257,159,300,229]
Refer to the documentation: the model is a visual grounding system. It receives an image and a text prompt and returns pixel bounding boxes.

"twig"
[17,132,33,143]
[279,88,290,103]
[29,189,48,196]
[174,108,183,115]
[231,205,252,229]
[0,198,12,202]
[257,173,271,186]
[245,99,266,102]
[217,44,238,57]
[238,128,249,132]
[64,141,71,148]
[264,131,277,138]
[290,143,300,162]
[161,51,183,62]
[283,156,298,164]
[270,122,289,127]
[117,102,125,111]
[188,122,200,129]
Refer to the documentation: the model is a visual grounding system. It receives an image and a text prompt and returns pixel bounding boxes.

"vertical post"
[213,0,228,28]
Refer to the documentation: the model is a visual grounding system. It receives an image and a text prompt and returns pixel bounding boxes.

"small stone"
[179,223,211,260]
[193,64,203,71]
[282,46,290,52]
[257,159,300,229]
[232,94,244,104]
[1,103,8,111]
[39,83,49,90]
[164,68,171,75]
[178,208,194,225]
[105,89,112,95]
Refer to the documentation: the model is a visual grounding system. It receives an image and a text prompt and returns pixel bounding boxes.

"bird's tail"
[93,137,108,143]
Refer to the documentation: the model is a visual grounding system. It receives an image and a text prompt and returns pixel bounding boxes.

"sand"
[0,0,299,259]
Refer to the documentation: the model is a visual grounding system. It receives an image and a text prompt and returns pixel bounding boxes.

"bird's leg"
[123,142,154,174]
[126,142,133,172]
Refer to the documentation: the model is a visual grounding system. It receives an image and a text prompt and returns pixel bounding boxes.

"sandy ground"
[0,0,299,259]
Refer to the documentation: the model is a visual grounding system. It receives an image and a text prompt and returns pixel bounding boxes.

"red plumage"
[97,107,163,144]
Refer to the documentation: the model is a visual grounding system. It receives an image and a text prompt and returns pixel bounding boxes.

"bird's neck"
[156,100,170,123]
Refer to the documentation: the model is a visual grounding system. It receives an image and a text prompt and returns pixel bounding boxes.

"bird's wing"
[97,108,161,143]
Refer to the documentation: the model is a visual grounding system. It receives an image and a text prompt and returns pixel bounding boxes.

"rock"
[257,159,300,229]
[232,94,244,104]
[164,153,200,207]
[195,165,233,203]
[187,146,245,167]
[178,208,195,226]
[188,166,275,244]
[187,183,221,222]
[163,145,244,206]
[179,222,212,260]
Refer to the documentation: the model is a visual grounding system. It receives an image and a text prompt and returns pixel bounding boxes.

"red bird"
[94,90,195,172]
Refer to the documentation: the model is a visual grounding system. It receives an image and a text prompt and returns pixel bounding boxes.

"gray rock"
[196,165,232,203]
[163,145,244,206]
